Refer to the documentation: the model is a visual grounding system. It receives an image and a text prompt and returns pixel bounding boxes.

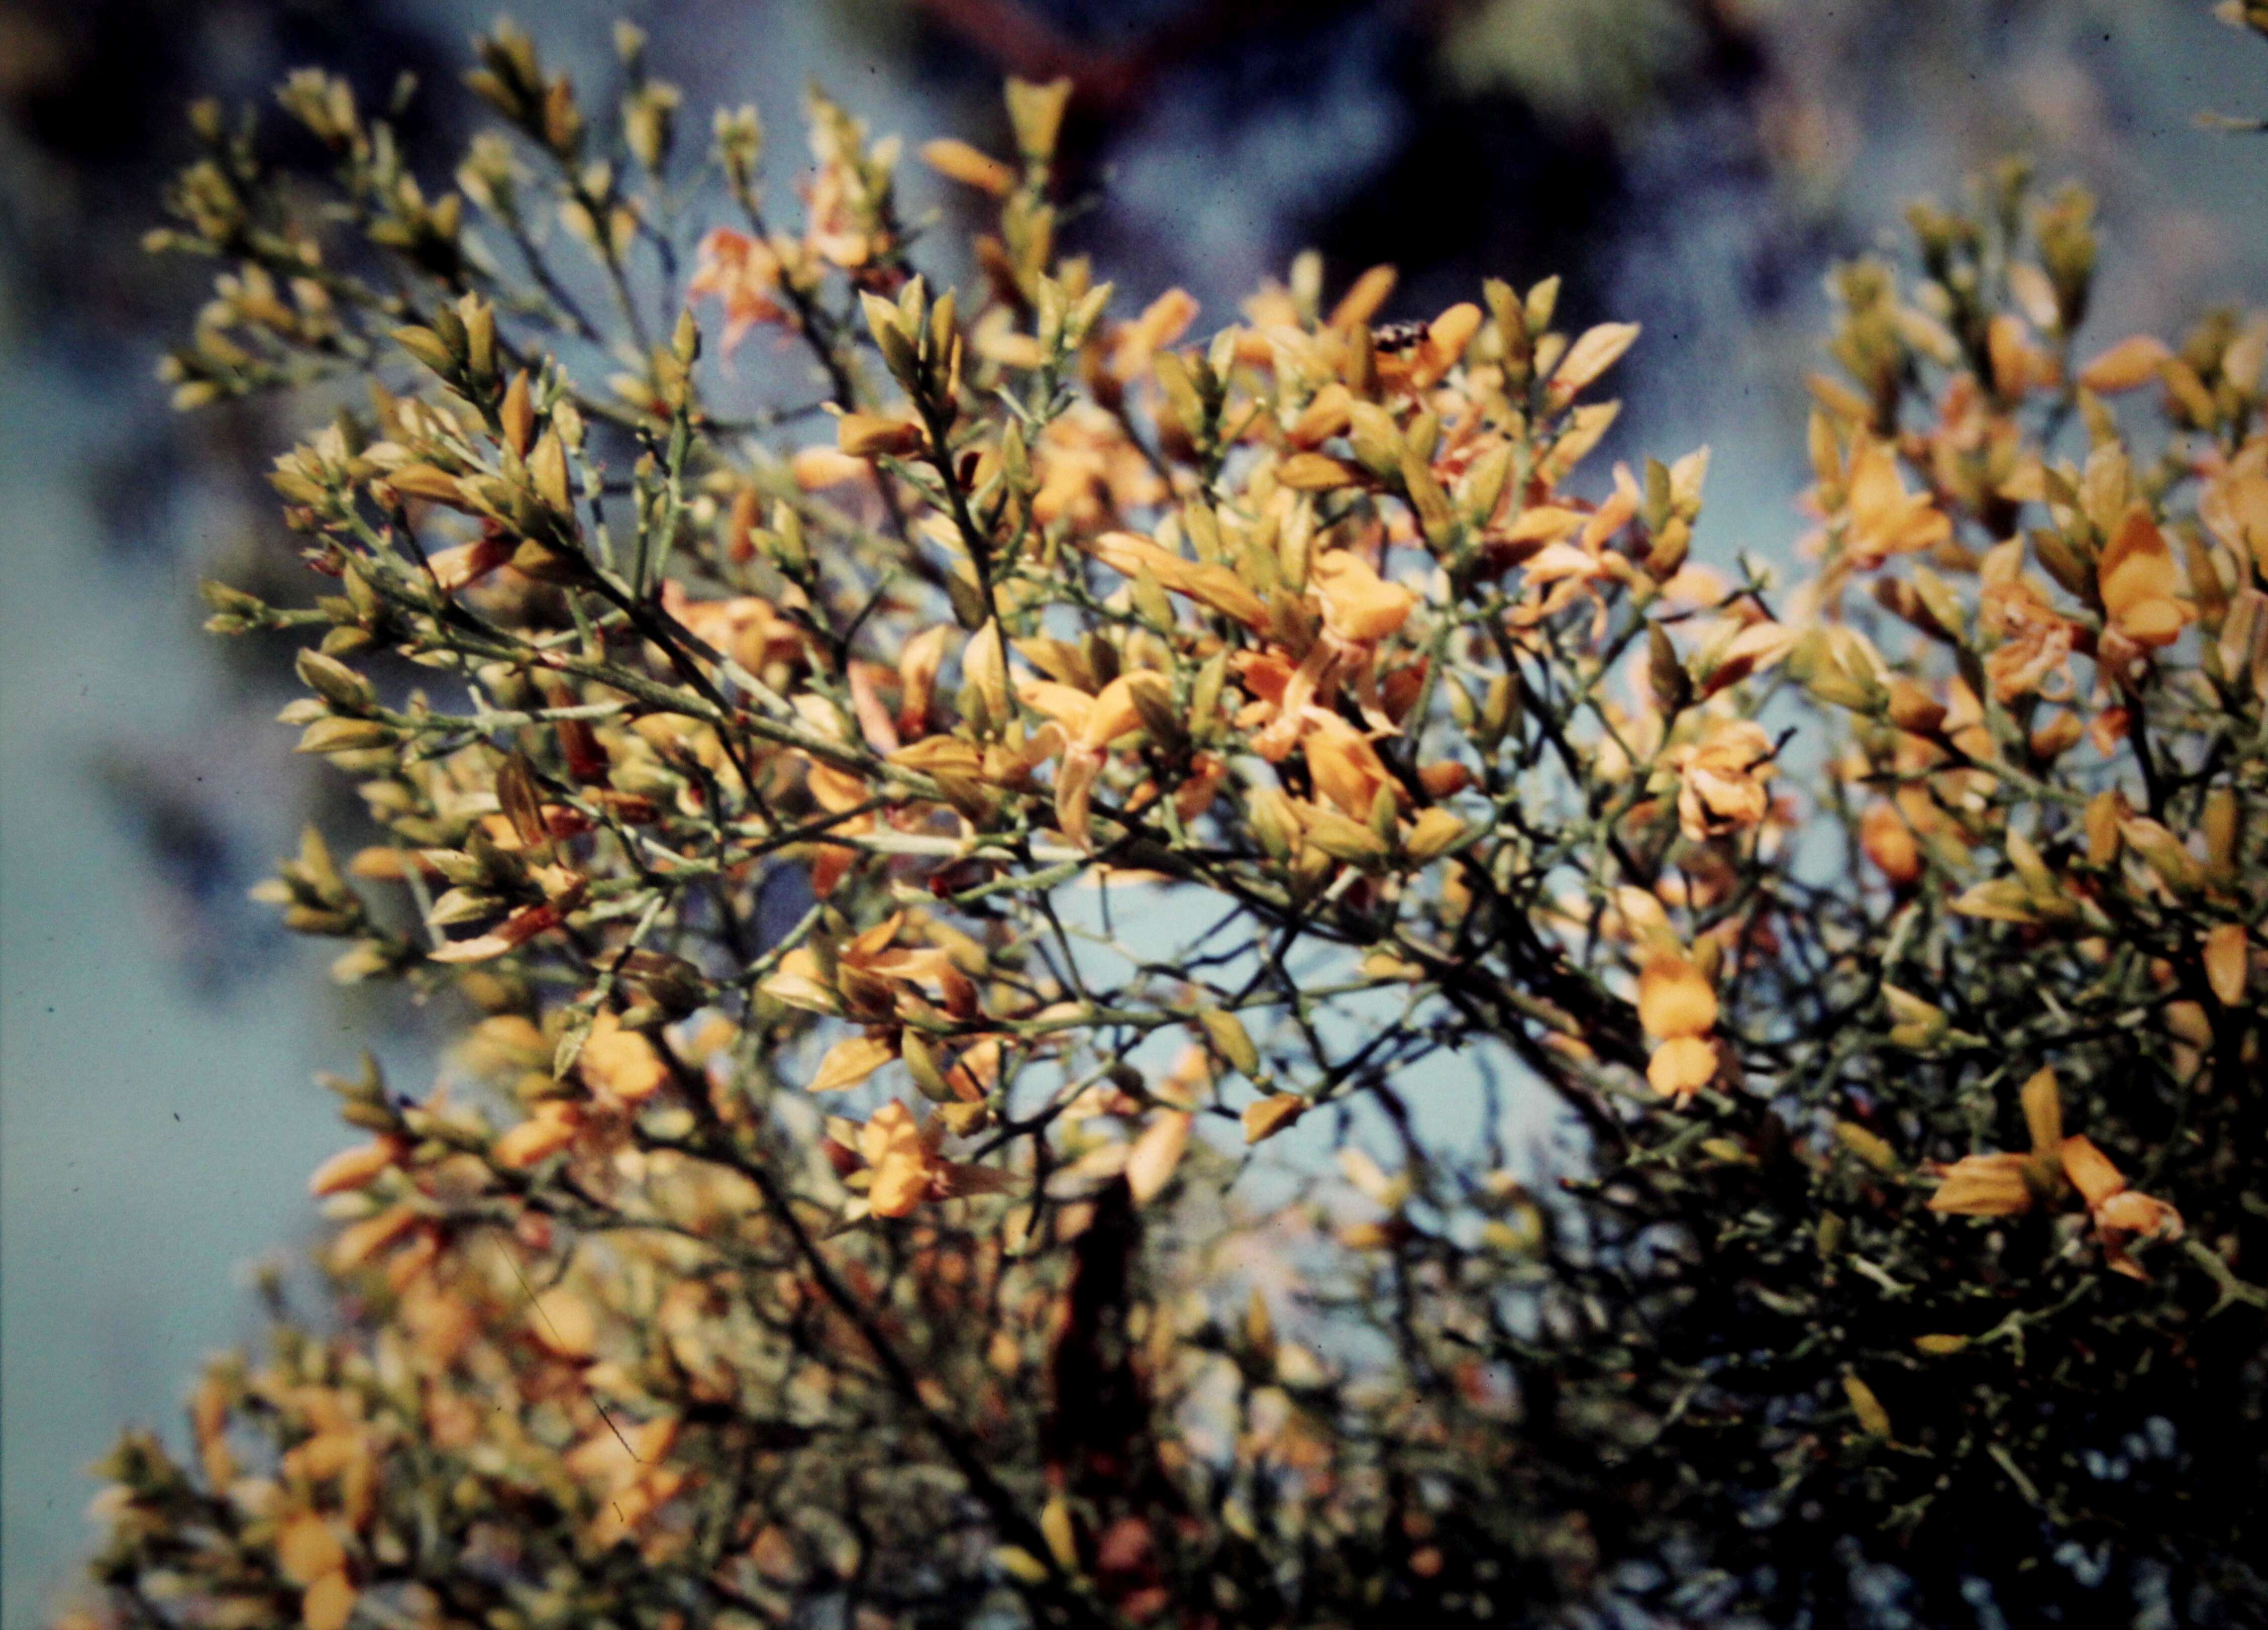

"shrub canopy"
[69,21,2268,1630]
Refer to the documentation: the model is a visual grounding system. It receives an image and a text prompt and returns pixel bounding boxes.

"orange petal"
[2096,1188,2183,1241]
[1242,1093,1308,1144]
[2059,1134,2127,1209]
[277,1512,347,1586]
[2206,922,2250,1007]
[301,1572,356,1630]
[1311,551,1416,643]
[2077,334,2172,394]
[1636,950,1718,1040]
[1646,1036,1717,1101]
[492,1103,583,1170]
[920,137,1016,195]
[1126,1110,1194,1204]
[809,1033,896,1094]
[1549,322,1640,402]
[579,1012,669,1103]
[308,1137,404,1197]
[1926,1152,2035,1216]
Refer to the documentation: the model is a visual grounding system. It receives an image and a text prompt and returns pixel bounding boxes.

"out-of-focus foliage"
[2210,0,2268,127]
[55,15,2268,1628]
[1438,0,1713,127]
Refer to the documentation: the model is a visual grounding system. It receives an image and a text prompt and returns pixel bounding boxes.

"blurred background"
[2,1,2262,1622]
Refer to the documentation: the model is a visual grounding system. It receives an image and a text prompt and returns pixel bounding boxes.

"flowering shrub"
[70,20,2268,1629]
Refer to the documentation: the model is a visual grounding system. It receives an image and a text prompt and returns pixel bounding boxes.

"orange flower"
[429,899,566,964]
[853,1100,1016,1218]
[579,1010,669,1104]
[2205,923,2250,1007]
[1031,404,1167,526]
[687,227,788,352]
[1929,1067,2059,1216]
[1310,550,1416,644]
[1636,947,1719,1105]
[1987,313,2061,397]
[308,1136,405,1197]
[303,1570,358,1630]
[1241,643,1343,763]
[2060,1134,2184,1279]
[1033,669,1173,842]
[1326,263,1396,332]
[1927,1073,2181,1277]
[2097,507,2189,650]
[1300,711,1392,819]
[920,137,1016,196]
[1125,1109,1194,1205]
[1860,801,1923,884]
[837,412,927,460]
[1844,439,1951,566]
[2201,449,2268,574]
[2057,1133,2125,1209]
[493,1101,584,1170]
[2077,334,2173,394]
[763,913,976,1023]
[424,534,510,591]
[861,1100,939,1218]
[808,1032,896,1094]
[663,582,807,678]
[1636,950,1718,1040]
[1547,321,1640,406]
[1926,1151,2035,1216]
[1670,717,1774,843]
[276,1510,347,1585]
[1088,531,1268,629]
[1408,302,1483,391]
[1110,287,1199,378]
[1076,672,1163,754]
[1978,539,2077,702]
[1646,1036,1718,1100]
[801,102,894,268]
